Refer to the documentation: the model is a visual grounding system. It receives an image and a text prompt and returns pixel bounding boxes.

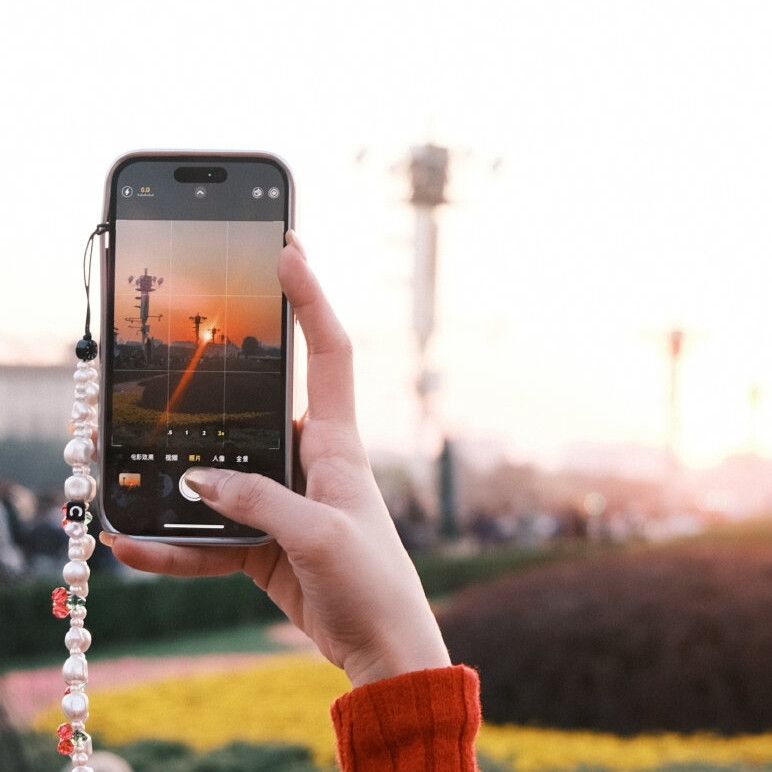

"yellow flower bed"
[34,653,772,771]
[35,653,349,768]
[478,724,772,771]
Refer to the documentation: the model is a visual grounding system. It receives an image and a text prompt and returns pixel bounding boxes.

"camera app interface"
[105,159,289,537]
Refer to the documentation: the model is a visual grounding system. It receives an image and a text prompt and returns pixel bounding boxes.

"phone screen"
[100,154,292,541]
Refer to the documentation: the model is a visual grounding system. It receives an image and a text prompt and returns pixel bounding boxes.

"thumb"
[184,467,329,543]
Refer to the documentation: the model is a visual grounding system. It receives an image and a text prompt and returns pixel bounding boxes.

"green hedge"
[412,544,573,598]
[1,572,284,663]
[2,544,573,663]
[1,732,323,772]
[2,731,512,772]
[117,739,321,772]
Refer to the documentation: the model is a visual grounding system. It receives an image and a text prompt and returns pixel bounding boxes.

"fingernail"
[99,532,116,547]
[285,229,307,260]
[183,467,229,499]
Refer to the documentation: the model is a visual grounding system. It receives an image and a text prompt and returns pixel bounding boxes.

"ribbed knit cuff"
[330,664,481,772]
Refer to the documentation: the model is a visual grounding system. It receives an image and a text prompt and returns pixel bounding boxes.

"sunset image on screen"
[113,219,283,355]
[110,218,286,445]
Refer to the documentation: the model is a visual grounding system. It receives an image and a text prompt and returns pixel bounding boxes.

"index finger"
[279,234,356,425]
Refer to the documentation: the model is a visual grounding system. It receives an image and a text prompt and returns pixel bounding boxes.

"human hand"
[100,232,450,688]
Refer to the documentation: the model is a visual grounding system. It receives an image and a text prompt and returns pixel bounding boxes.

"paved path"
[1,623,317,727]
[2,652,265,726]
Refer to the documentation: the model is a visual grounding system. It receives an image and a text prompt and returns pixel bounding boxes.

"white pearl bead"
[65,626,92,653]
[71,751,90,765]
[65,474,96,502]
[83,382,99,405]
[70,606,87,621]
[72,401,90,421]
[74,368,90,384]
[62,691,89,722]
[82,534,96,559]
[64,438,95,466]
[69,582,89,598]
[69,535,96,561]
[64,521,86,539]
[63,560,90,586]
[62,654,88,685]
[72,765,95,772]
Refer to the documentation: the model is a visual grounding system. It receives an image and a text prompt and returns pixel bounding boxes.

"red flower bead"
[52,603,70,619]
[57,738,75,755]
[51,587,69,604]
[57,722,73,740]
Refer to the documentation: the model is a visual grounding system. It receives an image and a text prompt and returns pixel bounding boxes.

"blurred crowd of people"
[0,478,115,580]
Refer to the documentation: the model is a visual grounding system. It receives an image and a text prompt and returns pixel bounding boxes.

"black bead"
[75,336,98,361]
[65,501,87,521]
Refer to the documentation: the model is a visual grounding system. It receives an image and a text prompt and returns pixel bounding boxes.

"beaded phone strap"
[51,224,107,771]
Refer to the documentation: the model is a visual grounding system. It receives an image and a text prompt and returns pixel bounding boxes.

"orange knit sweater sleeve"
[330,665,481,771]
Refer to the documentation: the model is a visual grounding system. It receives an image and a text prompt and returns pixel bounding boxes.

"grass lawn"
[4,621,286,672]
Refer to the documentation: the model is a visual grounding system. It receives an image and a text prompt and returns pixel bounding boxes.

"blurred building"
[0,364,72,439]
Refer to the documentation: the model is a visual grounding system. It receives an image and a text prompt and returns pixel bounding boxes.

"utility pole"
[667,328,684,461]
[189,313,207,344]
[664,328,684,519]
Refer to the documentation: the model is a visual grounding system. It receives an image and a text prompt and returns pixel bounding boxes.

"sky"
[2,1,772,470]
[113,220,283,346]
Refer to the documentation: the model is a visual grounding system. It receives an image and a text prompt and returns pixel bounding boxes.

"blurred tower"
[408,143,462,540]
[409,143,449,436]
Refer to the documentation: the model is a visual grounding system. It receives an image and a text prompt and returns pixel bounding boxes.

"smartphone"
[99,151,294,543]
